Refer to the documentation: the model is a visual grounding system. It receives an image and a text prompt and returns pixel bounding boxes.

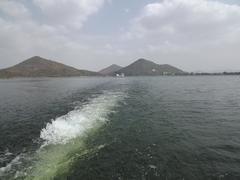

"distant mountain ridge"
[99,64,123,75]
[0,56,99,78]
[0,56,186,78]
[114,58,185,76]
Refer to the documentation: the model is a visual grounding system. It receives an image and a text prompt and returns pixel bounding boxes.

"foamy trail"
[21,91,125,180]
[0,153,21,177]
[40,91,124,145]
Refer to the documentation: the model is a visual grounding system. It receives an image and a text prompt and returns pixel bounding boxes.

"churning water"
[0,76,240,180]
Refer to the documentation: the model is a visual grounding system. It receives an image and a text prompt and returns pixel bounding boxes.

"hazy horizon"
[1,0,240,72]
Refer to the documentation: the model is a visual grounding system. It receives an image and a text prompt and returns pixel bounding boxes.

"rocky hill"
[0,56,99,78]
[99,64,123,75]
[115,58,185,76]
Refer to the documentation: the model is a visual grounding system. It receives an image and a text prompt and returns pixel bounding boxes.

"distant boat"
[116,73,125,78]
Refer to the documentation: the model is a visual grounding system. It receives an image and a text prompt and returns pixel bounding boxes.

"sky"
[0,0,240,72]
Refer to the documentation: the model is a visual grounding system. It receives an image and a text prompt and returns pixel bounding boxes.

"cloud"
[0,0,110,70]
[0,1,30,19]
[33,0,106,29]
[124,8,130,13]
[0,0,240,72]
[125,0,240,48]
[117,0,240,71]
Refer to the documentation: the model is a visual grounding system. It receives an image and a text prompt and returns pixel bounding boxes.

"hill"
[99,64,123,75]
[0,56,99,78]
[115,58,185,76]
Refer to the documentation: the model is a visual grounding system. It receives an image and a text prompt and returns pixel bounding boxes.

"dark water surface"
[0,76,240,180]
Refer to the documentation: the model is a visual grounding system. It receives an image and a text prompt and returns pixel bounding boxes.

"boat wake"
[41,91,124,145]
[1,91,125,180]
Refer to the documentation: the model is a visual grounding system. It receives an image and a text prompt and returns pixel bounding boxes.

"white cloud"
[0,0,111,70]
[118,0,240,71]
[0,14,104,69]
[0,1,30,19]
[33,0,106,29]
[126,0,240,48]
[1,0,240,72]
[124,8,130,13]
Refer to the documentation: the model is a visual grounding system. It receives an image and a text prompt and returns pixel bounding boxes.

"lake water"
[0,76,240,180]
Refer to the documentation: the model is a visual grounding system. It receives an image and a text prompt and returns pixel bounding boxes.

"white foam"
[0,154,22,177]
[40,91,124,145]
